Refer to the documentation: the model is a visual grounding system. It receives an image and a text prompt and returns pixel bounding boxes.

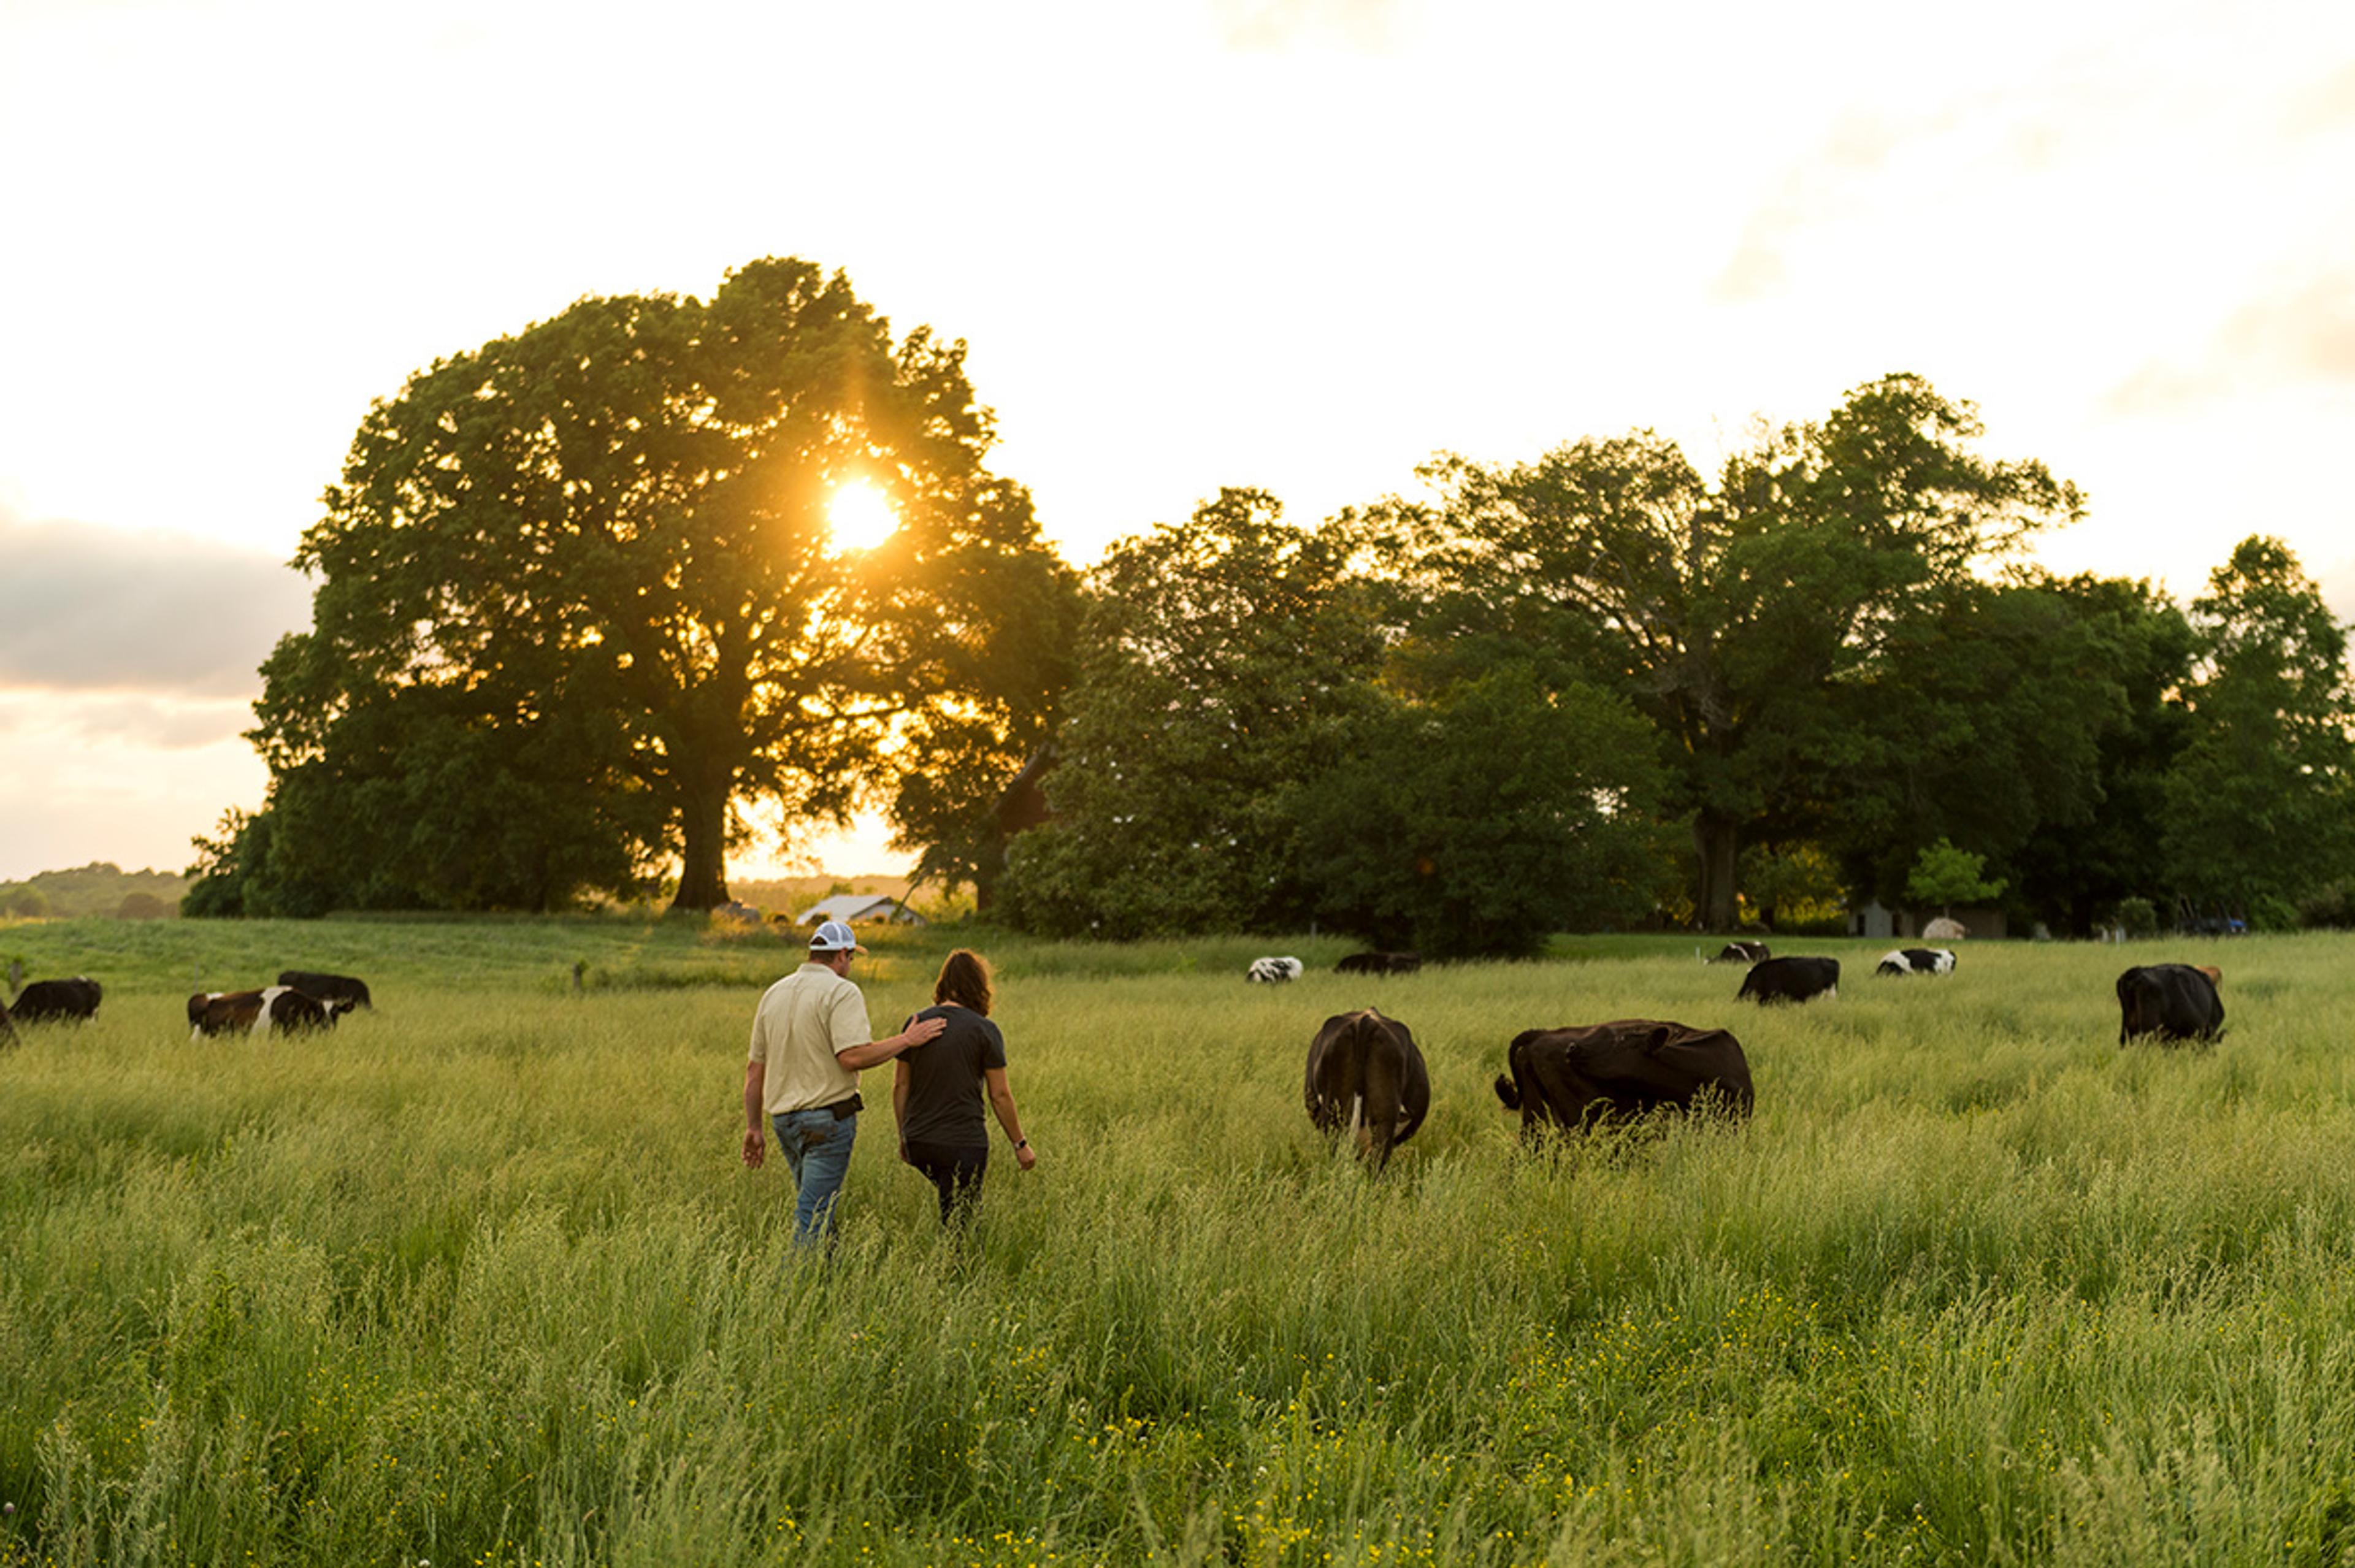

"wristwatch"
[1014,1138,1029,1149]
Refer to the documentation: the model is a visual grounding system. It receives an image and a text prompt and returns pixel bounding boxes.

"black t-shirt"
[898,1004,1007,1148]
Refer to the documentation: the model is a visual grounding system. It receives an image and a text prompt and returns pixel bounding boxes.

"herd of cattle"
[1276,946,2232,1169]
[0,970,373,1044]
[4,946,2235,1173]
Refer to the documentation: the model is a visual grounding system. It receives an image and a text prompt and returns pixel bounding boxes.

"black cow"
[2116,964,2224,1046]
[278,970,373,1010]
[1875,948,1956,977]
[10,976,102,1023]
[1493,1019,1754,1138]
[1707,940,1771,965]
[1304,1008,1431,1171]
[1737,955,1839,1004]
[1334,950,1422,976]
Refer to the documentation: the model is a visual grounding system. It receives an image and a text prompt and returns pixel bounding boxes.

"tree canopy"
[1400,373,2085,929]
[997,490,1393,939]
[204,258,1073,914]
[995,489,1675,950]
[1905,838,2007,914]
[1295,666,1674,957]
[2159,536,2355,909]
[987,381,2343,947]
[184,345,2350,944]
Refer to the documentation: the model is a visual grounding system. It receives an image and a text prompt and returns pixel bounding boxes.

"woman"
[894,949,1036,1225]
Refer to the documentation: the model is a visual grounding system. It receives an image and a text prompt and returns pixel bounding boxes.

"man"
[742,920,944,1246]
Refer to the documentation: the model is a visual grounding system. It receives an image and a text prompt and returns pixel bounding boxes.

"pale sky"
[4,0,2351,885]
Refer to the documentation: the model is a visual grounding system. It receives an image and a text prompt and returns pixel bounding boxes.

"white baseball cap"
[808,920,866,954]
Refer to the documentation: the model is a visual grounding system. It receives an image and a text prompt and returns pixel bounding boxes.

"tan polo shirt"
[748,962,874,1115]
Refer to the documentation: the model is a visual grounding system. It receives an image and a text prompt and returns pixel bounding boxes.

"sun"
[827,481,900,553]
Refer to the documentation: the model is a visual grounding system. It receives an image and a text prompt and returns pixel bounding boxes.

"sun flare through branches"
[827,481,900,553]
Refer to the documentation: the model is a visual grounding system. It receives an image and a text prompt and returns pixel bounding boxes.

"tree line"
[185,259,2355,950]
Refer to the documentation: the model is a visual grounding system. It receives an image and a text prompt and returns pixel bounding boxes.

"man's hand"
[741,1127,766,1169]
[1016,1142,1038,1173]
[837,1013,949,1071]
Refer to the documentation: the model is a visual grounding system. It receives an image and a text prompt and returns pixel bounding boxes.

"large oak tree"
[1404,373,2083,930]
[247,258,1071,911]
[2159,536,2355,910]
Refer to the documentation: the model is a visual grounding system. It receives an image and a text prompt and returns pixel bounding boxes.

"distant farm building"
[1847,901,2007,940]
[795,894,929,928]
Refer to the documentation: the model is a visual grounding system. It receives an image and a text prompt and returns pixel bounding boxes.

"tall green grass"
[5,927,2355,1563]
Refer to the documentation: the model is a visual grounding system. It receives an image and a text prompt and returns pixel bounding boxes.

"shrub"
[2298,881,2355,930]
[2113,897,2159,938]
[2250,893,2300,933]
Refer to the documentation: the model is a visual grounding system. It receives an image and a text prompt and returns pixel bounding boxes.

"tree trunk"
[1693,811,1739,932]
[672,778,733,912]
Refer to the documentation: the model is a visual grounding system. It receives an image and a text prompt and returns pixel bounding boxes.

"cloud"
[0,508,312,697]
[2216,270,2355,381]
[1709,103,2043,304]
[0,695,267,882]
[1211,0,1406,52]
[0,690,254,751]
[2286,59,2355,135]
[2107,262,2355,414]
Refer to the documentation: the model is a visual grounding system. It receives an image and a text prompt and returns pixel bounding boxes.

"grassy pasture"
[5,920,2355,1565]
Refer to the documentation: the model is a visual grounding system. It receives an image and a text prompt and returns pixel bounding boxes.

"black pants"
[905,1140,988,1226]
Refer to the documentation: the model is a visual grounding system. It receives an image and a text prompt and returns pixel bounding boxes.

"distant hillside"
[0,862,190,920]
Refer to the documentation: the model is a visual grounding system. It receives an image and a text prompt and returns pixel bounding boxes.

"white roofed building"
[794,893,927,928]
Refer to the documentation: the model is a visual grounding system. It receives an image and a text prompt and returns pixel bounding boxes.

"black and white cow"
[1875,948,1956,977]
[1334,950,1422,976]
[189,986,354,1038]
[1707,940,1771,965]
[1737,955,1839,1004]
[1303,1008,1431,1171]
[1247,957,1304,984]
[277,970,373,1010]
[10,976,102,1023]
[1493,1019,1754,1139]
[2116,964,2224,1046]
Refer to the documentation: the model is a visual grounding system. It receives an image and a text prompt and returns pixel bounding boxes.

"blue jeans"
[772,1108,857,1247]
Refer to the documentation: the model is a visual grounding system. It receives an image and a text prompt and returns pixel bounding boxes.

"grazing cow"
[10,976,102,1023]
[1247,957,1304,984]
[1493,1019,1753,1138]
[1304,1008,1432,1171]
[1875,948,1957,977]
[2116,964,2225,1046]
[188,986,353,1038]
[1737,955,1840,1004]
[1334,950,1422,976]
[277,970,373,1010]
[1707,940,1771,965]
